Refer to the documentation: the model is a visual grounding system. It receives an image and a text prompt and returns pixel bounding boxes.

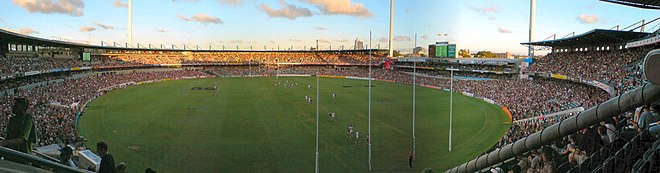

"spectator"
[0,97,36,155]
[97,141,116,173]
[145,168,156,173]
[540,146,556,173]
[59,146,77,168]
[637,105,658,130]
[116,162,127,173]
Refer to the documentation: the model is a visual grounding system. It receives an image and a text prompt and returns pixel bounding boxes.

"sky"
[0,0,658,55]
[457,0,659,55]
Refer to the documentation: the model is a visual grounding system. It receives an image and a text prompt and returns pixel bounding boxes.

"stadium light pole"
[368,30,372,171]
[315,74,320,173]
[388,0,394,58]
[128,0,132,45]
[528,0,536,58]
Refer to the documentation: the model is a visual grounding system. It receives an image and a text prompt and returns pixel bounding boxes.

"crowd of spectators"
[486,101,659,173]
[2,45,656,172]
[0,51,384,80]
[206,65,609,121]
[0,55,83,77]
[112,51,384,65]
[0,70,209,147]
[396,68,516,80]
[395,61,516,73]
[525,46,657,95]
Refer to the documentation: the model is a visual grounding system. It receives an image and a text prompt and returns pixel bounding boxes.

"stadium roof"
[600,0,660,10]
[0,29,386,53]
[520,29,651,48]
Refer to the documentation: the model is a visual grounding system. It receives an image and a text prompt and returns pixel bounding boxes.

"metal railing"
[445,82,660,173]
[0,146,88,173]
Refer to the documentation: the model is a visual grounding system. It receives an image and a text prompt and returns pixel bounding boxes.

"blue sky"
[457,0,659,54]
[0,0,657,55]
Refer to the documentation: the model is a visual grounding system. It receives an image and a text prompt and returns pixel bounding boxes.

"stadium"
[0,0,659,173]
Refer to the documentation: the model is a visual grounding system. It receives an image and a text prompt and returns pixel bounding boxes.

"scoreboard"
[82,52,91,61]
[429,42,457,58]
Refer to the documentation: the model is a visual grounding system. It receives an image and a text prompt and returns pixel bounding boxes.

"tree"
[393,50,401,57]
[459,49,471,58]
[475,51,497,58]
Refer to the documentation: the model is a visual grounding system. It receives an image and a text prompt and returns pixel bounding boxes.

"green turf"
[78,76,510,173]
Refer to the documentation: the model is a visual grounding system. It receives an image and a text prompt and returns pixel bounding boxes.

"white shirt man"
[348,125,353,138]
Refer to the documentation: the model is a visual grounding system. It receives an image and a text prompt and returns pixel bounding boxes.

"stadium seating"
[525,46,658,95]
[1,45,659,173]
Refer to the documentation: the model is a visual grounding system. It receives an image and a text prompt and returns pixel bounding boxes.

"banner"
[482,98,496,104]
[24,71,41,76]
[502,106,513,122]
[320,75,346,79]
[626,35,660,48]
[551,74,567,80]
[346,76,374,81]
[50,68,66,73]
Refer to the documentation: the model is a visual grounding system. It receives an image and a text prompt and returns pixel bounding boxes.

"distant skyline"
[0,0,658,55]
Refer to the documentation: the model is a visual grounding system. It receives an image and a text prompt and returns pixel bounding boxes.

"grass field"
[78,76,511,173]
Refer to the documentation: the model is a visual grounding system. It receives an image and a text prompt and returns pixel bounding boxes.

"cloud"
[270,40,276,44]
[18,28,38,35]
[230,40,244,44]
[421,35,428,39]
[318,39,331,43]
[92,21,114,30]
[155,28,168,32]
[302,0,373,17]
[394,35,411,42]
[315,27,325,30]
[378,37,388,43]
[113,0,127,8]
[497,27,511,33]
[587,3,598,9]
[335,39,348,43]
[219,0,242,5]
[80,26,96,32]
[289,39,302,42]
[12,0,85,16]
[172,0,199,2]
[177,13,223,24]
[577,14,599,24]
[468,4,500,14]
[488,16,496,20]
[260,1,313,20]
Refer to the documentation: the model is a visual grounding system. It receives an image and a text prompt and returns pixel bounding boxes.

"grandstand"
[2,24,655,172]
[0,0,659,172]
[445,0,660,172]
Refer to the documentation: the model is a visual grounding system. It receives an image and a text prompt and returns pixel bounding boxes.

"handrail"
[0,146,87,173]
[445,82,660,173]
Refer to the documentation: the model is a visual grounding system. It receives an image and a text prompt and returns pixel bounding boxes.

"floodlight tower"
[528,0,535,58]
[128,0,133,45]
[388,0,394,57]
